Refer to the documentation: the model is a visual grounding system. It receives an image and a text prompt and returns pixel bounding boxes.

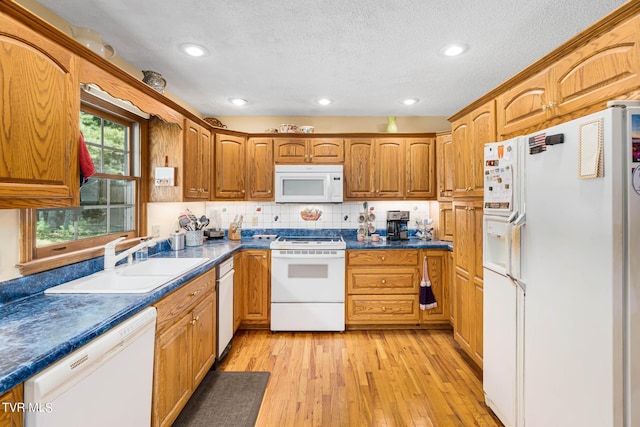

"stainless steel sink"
[45,258,210,294]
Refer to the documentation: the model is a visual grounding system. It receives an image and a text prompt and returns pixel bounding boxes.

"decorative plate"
[300,208,322,221]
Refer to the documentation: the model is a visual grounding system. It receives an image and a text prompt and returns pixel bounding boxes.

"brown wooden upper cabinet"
[247,138,274,200]
[274,138,344,163]
[497,15,640,138]
[184,119,212,200]
[215,133,246,199]
[0,12,81,209]
[436,132,454,201]
[344,138,405,200]
[452,101,496,198]
[405,137,436,199]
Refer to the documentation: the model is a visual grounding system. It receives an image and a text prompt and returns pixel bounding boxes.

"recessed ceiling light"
[402,98,419,106]
[440,43,469,57]
[316,98,332,106]
[180,43,208,57]
[228,98,248,106]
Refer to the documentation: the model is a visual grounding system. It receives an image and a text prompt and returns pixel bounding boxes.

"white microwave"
[274,164,343,203]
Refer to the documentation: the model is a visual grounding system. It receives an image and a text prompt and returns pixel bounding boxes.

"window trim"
[18,93,149,275]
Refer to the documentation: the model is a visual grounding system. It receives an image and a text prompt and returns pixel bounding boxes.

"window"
[27,96,143,260]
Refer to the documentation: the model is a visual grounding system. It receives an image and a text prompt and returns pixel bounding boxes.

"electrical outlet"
[151,225,161,238]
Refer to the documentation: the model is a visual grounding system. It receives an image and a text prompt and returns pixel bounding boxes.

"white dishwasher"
[24,307,157,427]
[216,257,234,362]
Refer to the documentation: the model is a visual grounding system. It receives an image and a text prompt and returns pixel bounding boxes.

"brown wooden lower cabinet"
[346,249,450,327]
[152,271,216,427]
[419,249,451,325]
[0,384,22,427]
[237,249,270,328]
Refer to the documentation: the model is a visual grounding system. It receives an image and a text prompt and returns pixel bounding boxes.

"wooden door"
[198,128,212,199]
[0,384,22,427]
[191,292,216,388]
[436,132,454,200]
[552,16,640,118]
[247,138,273,200]
[233,253,243,332]
[420,250,449,323]
[153,312,192,427]
[438,202,454,242]
[183,120,204,199]
[215,134,246,199]
[374,138,405,198]
[452,202,473,354]
[406,137,436,199]
[309,138,344,163]
[451,119,469,197]
[448,251,455,325]
[241,250,270,325]
[0,14,80,208]
[469,101,496,196]
[344,138,374,199]
[274,138,307,163]
[496,67,552,138]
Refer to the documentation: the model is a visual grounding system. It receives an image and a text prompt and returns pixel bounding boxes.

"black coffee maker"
[386,210,410,240]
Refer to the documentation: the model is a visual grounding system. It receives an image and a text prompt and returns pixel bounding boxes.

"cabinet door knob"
[191,290,199,297]
[262,255,267,259]
[541,104,548,111]
[381,256,385,261]
[381,279,386,284]
[194,316,200,322]
[548,101,557,108]
[190,319,197,325]
[382,306,387,311]
[241,189,245,194]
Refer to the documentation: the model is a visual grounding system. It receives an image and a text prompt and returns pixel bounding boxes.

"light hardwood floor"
[218,329,503,427]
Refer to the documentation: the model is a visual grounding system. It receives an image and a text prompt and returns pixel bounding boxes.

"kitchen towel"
[79,131,96,186]
[420,256,437,310]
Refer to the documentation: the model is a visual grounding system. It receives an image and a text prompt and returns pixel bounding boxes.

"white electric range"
[269,235,346,331]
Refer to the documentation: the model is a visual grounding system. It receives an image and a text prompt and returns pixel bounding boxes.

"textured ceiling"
[32,0,627,117]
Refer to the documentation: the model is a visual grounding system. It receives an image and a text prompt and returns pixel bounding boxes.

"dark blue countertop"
[0,233,451,394]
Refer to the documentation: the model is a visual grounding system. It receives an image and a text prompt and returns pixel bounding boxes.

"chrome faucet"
[104,236,156,271]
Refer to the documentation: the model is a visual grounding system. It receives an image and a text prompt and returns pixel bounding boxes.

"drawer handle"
[381,256,385,261]
[381,279,386,284]
[191,290,199,297]
[382,306,387,311]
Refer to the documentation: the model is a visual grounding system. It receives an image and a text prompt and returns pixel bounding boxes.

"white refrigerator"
[483,102,640,427]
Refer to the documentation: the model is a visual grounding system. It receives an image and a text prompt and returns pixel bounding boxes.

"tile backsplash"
[147,201,433,238]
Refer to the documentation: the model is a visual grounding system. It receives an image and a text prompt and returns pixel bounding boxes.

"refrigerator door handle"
[510,213,526,292]
[504,211,519,279]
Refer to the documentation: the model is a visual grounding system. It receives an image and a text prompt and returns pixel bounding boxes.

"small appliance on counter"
[387,210,410,240]
[204,229,225,239]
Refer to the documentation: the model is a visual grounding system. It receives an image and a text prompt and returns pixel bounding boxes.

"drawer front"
[346,294,419,324]
[347,250,418,266]
[347,268,418,294]
[155,272,213,332]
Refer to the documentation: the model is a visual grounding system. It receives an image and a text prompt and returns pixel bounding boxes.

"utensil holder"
[185,230,204,247]
[228,223,242,240]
